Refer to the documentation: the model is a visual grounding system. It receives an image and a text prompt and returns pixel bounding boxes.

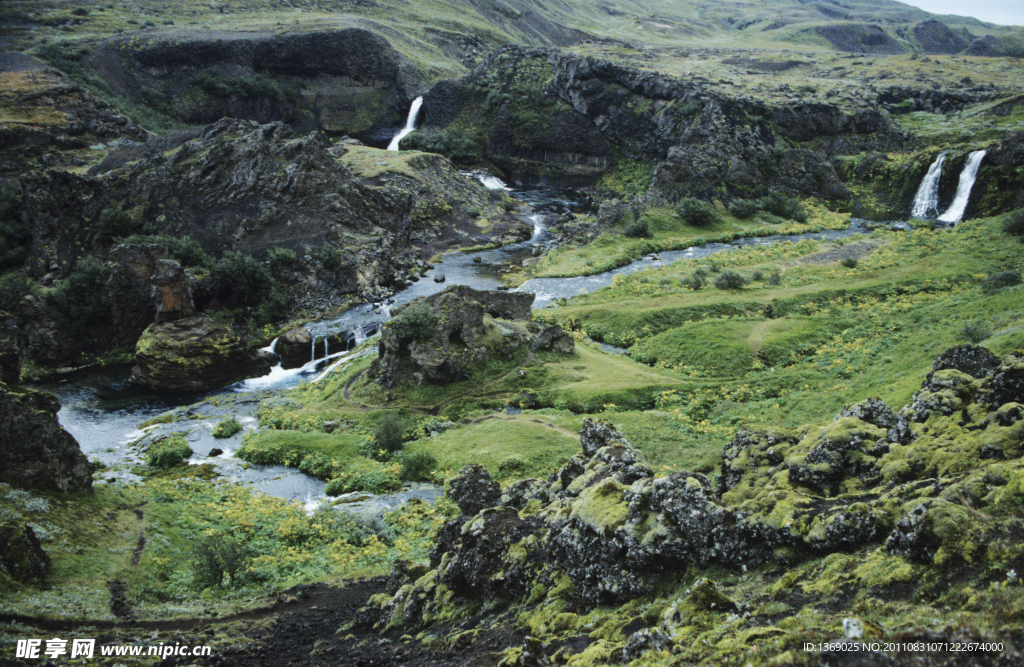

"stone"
[0,386,92,493]
[151,259,195,323]
[447,464,501,516]
[276,327,314,369]
[0,522,50,585]
[130,314,272,392]
[531,324,574,354]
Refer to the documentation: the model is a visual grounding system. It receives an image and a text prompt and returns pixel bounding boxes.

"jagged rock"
[0,386,92,493]
[105,244,171,347]
[447,465,501,516]
[0,522,50,585]
[903,369,978,423]
[130,314,272,392]
[886,499,974,564]
[927,344,1000,383]
[622,628,672,663]
[370,287,533,387]
[685,578,738,613]
[442,285,535,321]
[385,558,431,595]
[913,20,971,55]
[151,259,195,323]
[276,327,313,369]
[788,418,888,494]
[501,478,550,510]
[531,325,574,354]
[0,312,21,385]
[981,354,1024,408]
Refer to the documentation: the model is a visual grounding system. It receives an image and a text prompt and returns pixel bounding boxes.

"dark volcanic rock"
[130,314,271,392]
[151,258,195,323]
[0,385,92,493]
[276,327,314,370]
[531,324,574,353]
[814,24,907,55]
[913,20,971,55]
[447,464,502,516]
[926,344,1000,385]
[0,522,51,585]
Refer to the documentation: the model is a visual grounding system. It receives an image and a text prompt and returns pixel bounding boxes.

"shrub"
[375,411,406,456]
[267,247,296,274]
[960,322,991,344]
[0,271,29,313]
[713,270,747,290]
[388,303,438,342]
[92,207,139,244]
[400,450,437,481]
[751,270,764,281]
[0,186,29,271]
[147,434,193,468]
[1002,210,1024,238]
[212,251,273,304]
[212,418,243,439]
[320,246,344,271]
[693,267,708,279]
[767,271,783,286]
[982,270,1022,291]
[840,257,858,268]
[758,193,807,222]
[71,7,90,16]
[675,198,718,227]
[325,467,402,495]
[729,199,760,220]
[118,234,213,269]
[681,273,706,290]
[44,256,110,333]
[708,261,721,273]
[256,288,290,325]
[190,534,250,588]
[622,220,651,238]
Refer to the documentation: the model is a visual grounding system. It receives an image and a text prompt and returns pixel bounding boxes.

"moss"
[854,547,916,588]
[570,478,628,537]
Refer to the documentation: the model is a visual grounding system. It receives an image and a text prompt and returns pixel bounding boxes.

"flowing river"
[36,178,890,514]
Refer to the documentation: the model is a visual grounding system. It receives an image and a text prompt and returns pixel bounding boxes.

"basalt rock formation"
[363,344,1024,642]
[370,286,571,388]
[130,314,273,392]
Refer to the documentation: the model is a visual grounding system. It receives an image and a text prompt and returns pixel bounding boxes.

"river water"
[38,179,883,514]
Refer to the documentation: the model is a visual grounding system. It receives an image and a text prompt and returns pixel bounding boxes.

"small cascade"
[379,303,392,320]
[476,174,510,191]
[529,214,544,242]
[387,96,424,151]
[938,150,987,224]
[910,152,946,219]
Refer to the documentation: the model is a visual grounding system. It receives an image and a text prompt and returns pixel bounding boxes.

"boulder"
[442,285,535,321]
[0,386,92,493]
[275,327,313,369]
[531,324,574,354]
[130,314,272,392]
[151,258,195,323]
[105,244,169,345]
[0,522,50,585]
[447,464,501,516]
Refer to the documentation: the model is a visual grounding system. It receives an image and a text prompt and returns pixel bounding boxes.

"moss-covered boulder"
[0,521,50,586]
[0,385,92,493]
[130,314,272,392]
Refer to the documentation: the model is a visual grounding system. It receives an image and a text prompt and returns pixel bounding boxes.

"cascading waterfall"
[387,96,424,151]
[938,150,987,224]
[910,152,946,219]
[476,174,510,191]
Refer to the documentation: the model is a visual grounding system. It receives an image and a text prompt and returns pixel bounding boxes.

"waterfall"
[387,96,424,151]
[529,214,544,242]
[379,303,392,320]
[476,174,510,191]
[910,152,946,219]
[938,150,987,224]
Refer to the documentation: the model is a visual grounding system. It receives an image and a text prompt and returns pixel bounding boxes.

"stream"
[38,177,889,516]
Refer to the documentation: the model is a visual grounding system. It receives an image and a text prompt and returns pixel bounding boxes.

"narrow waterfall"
[476,174,510,191]
[387,96,424,151]
[910,152,946,219]
[529,214,544,242]
[938,150,987,223]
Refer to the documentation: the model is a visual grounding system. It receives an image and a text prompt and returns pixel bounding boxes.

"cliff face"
[416,47,906,201]
[88,28,423,138]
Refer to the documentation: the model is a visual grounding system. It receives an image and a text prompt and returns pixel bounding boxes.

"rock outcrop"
[275,327,313,370]
[362,345,1024,636]
[0,521,50,585]
[0,387,92,493]
[370,286,571,387]
[130,314,272,392]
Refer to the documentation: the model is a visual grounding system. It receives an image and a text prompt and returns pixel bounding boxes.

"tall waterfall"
[387,96,424,151]
[937,150,987,224]
[910,152,946,219]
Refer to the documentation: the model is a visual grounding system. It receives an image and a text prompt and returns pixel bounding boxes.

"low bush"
[118,234,213,269]
[0,271,29,313]
[325,467,402,495]
[681,273,706,290]
[320,246,344,271]
[840,257,858,268]
[190,534,251,588]
[713,270,747,290]
[400,450,437,481]
[375,412,406,456]
[212,418,243,439]
[212,251,273,304]
[982,270,1022,291]
[675,198,718,227]
[268,247,296,274]
[622,220,651,238]
[147,434,193,468]
[44,257,110,334]
[960,322,991,344]
[729,199,760,220]
[388,304,438,342]
[767,271,783,286]
[758,193,808,222]
[1002,210,1024,238]
[93,207,139,244]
